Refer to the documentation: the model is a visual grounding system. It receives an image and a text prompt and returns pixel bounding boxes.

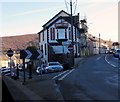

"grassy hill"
[1,34,39,51]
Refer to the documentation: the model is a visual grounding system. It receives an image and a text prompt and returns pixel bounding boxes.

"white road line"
[96,56,102,61]
[58,69,75,81]
[105,55,117,67]
[52,70,69,79]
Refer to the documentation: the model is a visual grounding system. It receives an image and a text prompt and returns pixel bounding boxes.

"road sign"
[30,50,43,59]
[20,50,32,59]
[7,49,14,57]
[68,44,74,51]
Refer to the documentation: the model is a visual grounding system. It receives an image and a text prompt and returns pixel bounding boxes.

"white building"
[38,10,86,67]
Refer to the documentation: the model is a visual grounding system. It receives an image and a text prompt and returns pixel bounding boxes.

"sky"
[0,0,119,42]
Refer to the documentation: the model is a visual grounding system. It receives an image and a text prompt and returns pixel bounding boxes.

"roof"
[38,15,81,34]
[42,10,70,28]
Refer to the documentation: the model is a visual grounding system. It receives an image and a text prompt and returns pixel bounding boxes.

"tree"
[26,45,38,53]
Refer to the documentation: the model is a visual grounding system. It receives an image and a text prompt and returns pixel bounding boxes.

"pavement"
[2,56,85,101]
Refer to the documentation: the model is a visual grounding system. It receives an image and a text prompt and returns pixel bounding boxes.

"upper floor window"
[50,28,55,40]
[69,27,72,40]
[42,32,44,41]
[57,29,65,39]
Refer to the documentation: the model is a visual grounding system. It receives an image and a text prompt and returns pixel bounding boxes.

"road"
[54,54,119,100]
[8,54,120,100]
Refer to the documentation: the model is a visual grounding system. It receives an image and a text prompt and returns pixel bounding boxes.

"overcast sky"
[0,0,119,42]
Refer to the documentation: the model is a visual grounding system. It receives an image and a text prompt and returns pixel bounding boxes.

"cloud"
[10,5,64,17]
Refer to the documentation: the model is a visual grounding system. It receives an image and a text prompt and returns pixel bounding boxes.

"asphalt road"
[55,54,119,100]
[2,54,120,101]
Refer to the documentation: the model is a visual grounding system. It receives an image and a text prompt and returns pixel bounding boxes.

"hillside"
[0,33,114,52]
[1,34,39,51]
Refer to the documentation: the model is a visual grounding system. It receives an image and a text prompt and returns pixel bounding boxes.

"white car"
[46,62,63,73]
[1,67,8,71]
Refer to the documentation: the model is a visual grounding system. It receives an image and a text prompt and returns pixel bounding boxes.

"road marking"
[105,55,117,67]
[58,69,75,81]
[52,70,69,79]
[96,56,102,61]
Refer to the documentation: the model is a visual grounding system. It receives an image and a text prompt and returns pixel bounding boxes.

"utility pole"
[99,33,100,54]
[70,0,74,67]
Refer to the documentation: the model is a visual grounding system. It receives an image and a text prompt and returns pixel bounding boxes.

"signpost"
[20,50,32,84]
[20,50,43,84]
[20,50,32,59]
[7,48,14,77]
[30,50,43,60]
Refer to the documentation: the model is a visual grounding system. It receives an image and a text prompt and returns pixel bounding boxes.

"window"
[42,32,44,41]
[57,29,65,39]
[41,45,43,52]
[45,44,47,55]
[50,28,55,40]
[69,27,72,40]
[65,29,67,39]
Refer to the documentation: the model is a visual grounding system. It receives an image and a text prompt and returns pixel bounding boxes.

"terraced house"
[38,10,88,68]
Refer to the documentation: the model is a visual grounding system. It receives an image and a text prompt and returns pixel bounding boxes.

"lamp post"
[70,0,74,67]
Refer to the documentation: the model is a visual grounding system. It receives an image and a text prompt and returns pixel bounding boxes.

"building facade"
[38,10,86,68]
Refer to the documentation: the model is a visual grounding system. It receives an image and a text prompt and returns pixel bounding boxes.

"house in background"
[79,19,89,56]
[38,10,86,68]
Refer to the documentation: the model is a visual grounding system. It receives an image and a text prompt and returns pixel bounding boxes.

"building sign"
[55,23,68,29]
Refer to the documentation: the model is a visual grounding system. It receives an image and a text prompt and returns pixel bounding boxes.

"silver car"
[46,62,63,73]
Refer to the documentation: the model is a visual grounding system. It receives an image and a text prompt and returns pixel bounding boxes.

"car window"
[48,63,60,66]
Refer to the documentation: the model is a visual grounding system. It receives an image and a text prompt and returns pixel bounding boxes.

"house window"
[57,29,65,39]
[65,29,67,39]
[45,43,47,55]
[42,32,44,41]
[41,45,43,52]
[50,28,55,40]
[69,27,72,40]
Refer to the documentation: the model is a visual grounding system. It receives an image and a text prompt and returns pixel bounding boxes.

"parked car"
[46,62,63,73]
[109,49,113,54]
[105,50,109,54]
[1,67,8,71]
[111,49,115,54]
[1,69,15,76]
[113,49,120,58]
[36,64,47,74]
